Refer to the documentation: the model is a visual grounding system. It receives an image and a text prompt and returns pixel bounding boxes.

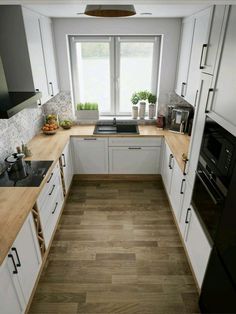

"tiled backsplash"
[0,107,43,168]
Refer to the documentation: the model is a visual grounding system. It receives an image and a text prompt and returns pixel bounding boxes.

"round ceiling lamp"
[84,5,136,17]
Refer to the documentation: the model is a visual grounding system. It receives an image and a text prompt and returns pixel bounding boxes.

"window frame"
[69,35,160,116]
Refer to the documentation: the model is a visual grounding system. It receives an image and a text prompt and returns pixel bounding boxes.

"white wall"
[52,17,181,105]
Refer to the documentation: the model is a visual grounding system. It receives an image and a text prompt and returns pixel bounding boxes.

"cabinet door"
[61,141,73,193]
[169,163,186,221]
[186,73,213,187]
[161,141,174,193]
[203,6,228,75]
[72,138,108,174]
[13,212,41,304]
[209,6,236,134]
[0,258,25,314]
[175,17,195,98]
[39,16,59,98]
[185,206,212,288]
[22,7,49,104]
[109,146,161,174]
[185,7,212,105]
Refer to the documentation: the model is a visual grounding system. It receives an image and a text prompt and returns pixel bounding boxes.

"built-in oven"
[191,117,236,243]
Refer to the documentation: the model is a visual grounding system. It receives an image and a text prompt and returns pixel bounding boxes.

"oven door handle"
[195,170,223,205]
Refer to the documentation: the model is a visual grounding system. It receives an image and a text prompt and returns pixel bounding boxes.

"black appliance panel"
[0,160,53,187]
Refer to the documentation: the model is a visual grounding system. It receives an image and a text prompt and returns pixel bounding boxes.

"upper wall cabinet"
[175,17,195,98]
[39,16,59,98]
[0,6,59,105]
[207,6,236,135]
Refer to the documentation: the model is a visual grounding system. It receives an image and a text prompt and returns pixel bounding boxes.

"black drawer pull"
[35,89,41,106]
[183,159,189,176]
[49,184,56,196]
[47,172,54,183]
[181,82,186,97]
[169,154,173,169]
[49,82,54,97]
[11,248,21,267]
[83,138,97,140]
[52,202,58,214]
[205,88,214,113]
[128,147,141,150]
[62,153,66,167]
[185,208,191,224]
[180,179,186,195]
[8,254,18,274]
[199,44,207,69]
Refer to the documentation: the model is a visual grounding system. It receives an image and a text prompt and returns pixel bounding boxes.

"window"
[70,36,160,115]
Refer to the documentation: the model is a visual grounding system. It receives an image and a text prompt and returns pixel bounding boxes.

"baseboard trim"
[73,174,162,181]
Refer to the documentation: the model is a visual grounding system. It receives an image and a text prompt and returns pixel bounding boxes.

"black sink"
[94,120,139,134]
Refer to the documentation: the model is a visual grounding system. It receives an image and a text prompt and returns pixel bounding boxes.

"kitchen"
[0,2,236,314]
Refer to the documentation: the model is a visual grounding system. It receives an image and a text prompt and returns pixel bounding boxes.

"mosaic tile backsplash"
[0,106,43,168]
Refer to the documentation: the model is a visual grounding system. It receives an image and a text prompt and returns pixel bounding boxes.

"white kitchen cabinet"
[0,212,42,313]
[0,258,24,314]
[72,137,109,174]
[208,6,236,135]
[175,17,195,98]
[203,6,228,75]
[161,140,174,193]
[169,163,186,221]
[22,7,49,104]
[185,206,212,287]
[185,7,212,106]
[39,16,59,98]
[185,73,213,187]
[109,146,161,174]
[61,141,74,194]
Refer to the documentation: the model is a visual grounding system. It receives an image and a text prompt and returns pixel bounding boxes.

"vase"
[148,104,156,119]
[139,101,146,119]
[132,106,138,119]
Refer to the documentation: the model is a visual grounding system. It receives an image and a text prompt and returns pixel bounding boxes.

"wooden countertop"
[0,125,190,265]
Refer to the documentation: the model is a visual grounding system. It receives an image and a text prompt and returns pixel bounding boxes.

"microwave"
[201,117,236,186]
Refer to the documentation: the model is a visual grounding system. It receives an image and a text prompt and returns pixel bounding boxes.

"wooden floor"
[29,179,200,314]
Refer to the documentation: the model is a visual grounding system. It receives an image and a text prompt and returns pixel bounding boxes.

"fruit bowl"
[42,123,58,135]
[60,120,73,130]
[43,130,57,135]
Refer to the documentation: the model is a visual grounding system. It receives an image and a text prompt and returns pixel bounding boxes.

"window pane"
[119,42,154,113]
[76,42,111,112]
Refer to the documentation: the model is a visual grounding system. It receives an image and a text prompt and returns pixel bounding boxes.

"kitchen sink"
[94,120,139,134]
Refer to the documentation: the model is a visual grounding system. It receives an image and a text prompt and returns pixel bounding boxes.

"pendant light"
[84,5,136,17]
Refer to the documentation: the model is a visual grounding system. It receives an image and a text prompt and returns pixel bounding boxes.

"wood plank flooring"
[29,179,200,314]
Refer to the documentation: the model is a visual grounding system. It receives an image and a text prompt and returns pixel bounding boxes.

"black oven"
[201,117,236,187]
[191,117,236,243]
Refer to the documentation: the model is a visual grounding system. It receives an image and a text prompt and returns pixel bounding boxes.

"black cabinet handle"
[8,254,18,274]
[52,202,58,214]
[205,88,214,113]
[169,154,173,169]
[185,208,191,224]
[35,89,41,106]
[181,82,186,97]
[47,172,54,183]
[49,82,54,97]
[128,147,141,150]
[62,153,66,167]
[180,179,186,195]
[199,44,207,69]
[49,184,56,196]
[83,138,97,141]
[183,158,189,176]
[11,248,21,267]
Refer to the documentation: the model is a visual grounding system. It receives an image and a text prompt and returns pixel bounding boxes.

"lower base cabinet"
[0,212,42,314]
[109,146,161,174]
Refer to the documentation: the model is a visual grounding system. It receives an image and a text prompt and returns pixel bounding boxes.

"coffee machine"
[167,105,193,134]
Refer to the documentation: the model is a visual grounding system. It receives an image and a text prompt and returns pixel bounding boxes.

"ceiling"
[0,0,234,18]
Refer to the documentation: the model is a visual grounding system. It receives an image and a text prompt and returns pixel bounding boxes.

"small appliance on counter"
[167,105,194,134]
[0,154,53,187]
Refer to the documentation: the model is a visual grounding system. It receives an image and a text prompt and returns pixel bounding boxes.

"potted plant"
[148,93,157,119]
[131,92,139,119]
[76,102,99,121]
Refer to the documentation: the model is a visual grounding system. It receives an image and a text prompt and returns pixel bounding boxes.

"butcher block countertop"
[0,125,190,265]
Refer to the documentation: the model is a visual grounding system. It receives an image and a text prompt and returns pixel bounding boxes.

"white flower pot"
[76,110,99,122]
[132,106,138,119]
[148,104,156,119]
[139,101,146,119]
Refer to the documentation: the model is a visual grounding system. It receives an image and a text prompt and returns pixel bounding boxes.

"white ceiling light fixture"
[84,5,136,17]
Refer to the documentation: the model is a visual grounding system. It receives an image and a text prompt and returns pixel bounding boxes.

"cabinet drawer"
[37,161,60,210]
[109,146,161,174]
[109,137,161,147]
